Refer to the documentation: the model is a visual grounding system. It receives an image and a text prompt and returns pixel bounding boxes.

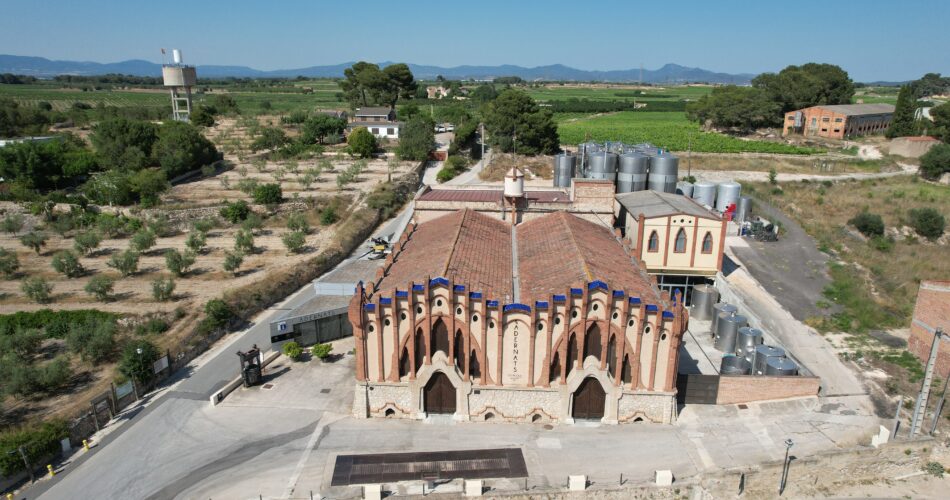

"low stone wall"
[716,374,820,405]
[618,392,677,423]
[468,387,561,423]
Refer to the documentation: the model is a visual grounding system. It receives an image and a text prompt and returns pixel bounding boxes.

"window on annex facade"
[387,128,395,135]
[673,228,687,253]
[702,232,714,254]
[647,231,659,252]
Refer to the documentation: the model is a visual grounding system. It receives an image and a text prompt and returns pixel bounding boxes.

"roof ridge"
[559,212,593,283]
[441,209,468,278]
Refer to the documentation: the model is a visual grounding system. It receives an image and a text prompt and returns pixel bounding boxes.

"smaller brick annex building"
[348,209,688,424]
[782,103,895,139]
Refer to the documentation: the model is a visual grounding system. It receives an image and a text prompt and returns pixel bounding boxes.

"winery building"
[782,103,895,139]
[348,208,688,424]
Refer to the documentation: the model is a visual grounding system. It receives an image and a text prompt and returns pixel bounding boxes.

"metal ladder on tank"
[910,325,944,436]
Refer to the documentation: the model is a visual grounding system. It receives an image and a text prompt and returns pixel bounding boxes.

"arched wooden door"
[572,377,606,420]
[424,372,456,414]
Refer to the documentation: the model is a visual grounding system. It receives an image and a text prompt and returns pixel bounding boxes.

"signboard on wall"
[502,322,530,385]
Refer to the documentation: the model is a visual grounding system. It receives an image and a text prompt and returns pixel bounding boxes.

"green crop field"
[0,84,169,110]
[526,84,712,103]
[557,111,819,154]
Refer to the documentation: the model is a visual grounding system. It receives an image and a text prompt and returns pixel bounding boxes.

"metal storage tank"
[753,345,786,375]
[578,142,601,173]
[689,284,719,320]
[553,153,576,188]
[676,182,694,197]
[735,327,764,356]
[710,303,738,334]
[765,357,798,376]
[648,152,679,193]
[714,313,748,353]
[692,181,716,208]
[617,153,650,193]
[605,141,625,154]
[736,196,752,223]
[721,354,752,375]
[587,151,618,182]
[716,182,742,212]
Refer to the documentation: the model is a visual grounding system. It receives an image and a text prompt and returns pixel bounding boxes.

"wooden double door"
[424,372,456,414]
[572,377,606,420]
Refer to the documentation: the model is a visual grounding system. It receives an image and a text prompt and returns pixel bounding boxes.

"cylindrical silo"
[736,196,752,223]
[714,313,747,353]
[721,354,752,375]
[710,303,737,334]
[617,152,650,193]
[689,284,719,319]
[753,345,786,375]
[692,181,716,208]
[735,327,764,357]
[716,182,741,212]
[587,152,617,182]
[553,153,576,188]
[765,357,798,376]
[578,142,601,173]
[649,153,679,193]
[676,182,694,197]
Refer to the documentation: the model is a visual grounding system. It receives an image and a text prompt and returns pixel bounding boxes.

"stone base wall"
[468,387,562,423]
[617,392,676,423]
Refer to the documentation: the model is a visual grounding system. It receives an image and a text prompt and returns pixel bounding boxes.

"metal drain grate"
[738,404,748,409]
[320,388,331,394]
[331,448,527,486]
[262,383,274,390]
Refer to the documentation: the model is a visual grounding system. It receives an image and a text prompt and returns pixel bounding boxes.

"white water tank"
[172,49,182,65]
[504,167,524,197]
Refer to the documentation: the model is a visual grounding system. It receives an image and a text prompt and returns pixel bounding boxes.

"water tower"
[162,49,197,122]
[503,167,525,224]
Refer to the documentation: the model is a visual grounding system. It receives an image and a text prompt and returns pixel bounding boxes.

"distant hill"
[0,54,756,84]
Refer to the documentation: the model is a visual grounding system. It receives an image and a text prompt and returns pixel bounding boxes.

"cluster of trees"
[481,89,559,154]
[339,62,417,108]
[848,207,945,245]
[687,63,854,130]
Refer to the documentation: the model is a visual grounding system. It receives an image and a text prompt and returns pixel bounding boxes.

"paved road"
[30,208,413,500]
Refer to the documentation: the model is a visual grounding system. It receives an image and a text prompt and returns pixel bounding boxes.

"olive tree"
[51,250,85,278]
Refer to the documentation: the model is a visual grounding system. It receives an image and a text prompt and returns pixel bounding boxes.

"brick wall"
[716,375,820,405]
[908,281,950,378]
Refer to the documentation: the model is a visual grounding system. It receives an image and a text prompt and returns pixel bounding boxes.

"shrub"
[0,248,20,277]
[51,250,84,278]
[164,249,195,277]
[84,275,115,301]
[220,200,251,223]
[36,356,73,393]
[241,212,264,233]
[869,235,894,252]
[21,277,52,303]
[436,166,457,183]
[134,317,169,336]
[320,207,339,226]
[147,214,174,237]
[0,420,68,476]
[282,231,306,254]
[282,341,303,360]
[286,213,310,234]
[19,231,48,254]
[312,343,333,360]
[66,321,116,363]
[151,277,175,301]
[222,250,244,275]
[204,299,233,327]
[73,231,102,256]
[253,183,283,205]
[185,231,207,254]
[108,249,139,276]
[925,461,945,477]
[234,229,255,254]
[919,143,950,180]
[192,217,217,233]
[118,339,160,384]
[346,127,377,158]
[0,328,43,357]
[908,207,945,240]
[130,229,157,253]
[2,213,25,236]
[848,212,885,237]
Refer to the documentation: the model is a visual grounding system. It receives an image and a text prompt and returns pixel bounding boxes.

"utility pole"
[18,445,35,483]
[911,327,943,435]
[687,132,692,180]
[480,123,485,160]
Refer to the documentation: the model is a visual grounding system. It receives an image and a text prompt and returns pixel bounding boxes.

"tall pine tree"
[886,85,918,138]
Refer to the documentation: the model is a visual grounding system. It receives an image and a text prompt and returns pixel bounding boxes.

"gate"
[676,374,720,404]
[424,372,456,414]
[572,377,606,420]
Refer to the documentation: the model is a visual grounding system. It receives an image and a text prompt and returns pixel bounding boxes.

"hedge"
[0,309,118,338]
[0,419,68,476]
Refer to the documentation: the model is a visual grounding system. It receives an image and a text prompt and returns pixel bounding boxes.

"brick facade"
[783,104,894,139]
[716,375,821,405]
[907,281,950,378]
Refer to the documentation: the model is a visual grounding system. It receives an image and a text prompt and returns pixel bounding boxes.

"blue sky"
[1,0,947,81]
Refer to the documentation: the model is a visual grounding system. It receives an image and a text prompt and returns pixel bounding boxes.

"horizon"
[1,0,948,82]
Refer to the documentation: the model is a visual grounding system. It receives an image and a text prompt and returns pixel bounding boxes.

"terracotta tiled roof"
[374,210,661,308]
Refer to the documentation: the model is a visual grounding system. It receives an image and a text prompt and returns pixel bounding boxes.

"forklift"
[237,345,263,387]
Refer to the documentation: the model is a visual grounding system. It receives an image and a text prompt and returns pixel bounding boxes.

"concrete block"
[362,483,382,500]
[655,469,673,486]
[464,479,483,497]
[871,425,890,448]
[568,475,587,491]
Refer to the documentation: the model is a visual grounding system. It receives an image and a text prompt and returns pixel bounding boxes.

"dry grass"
[689,152,899,175]
[479,153,554,182]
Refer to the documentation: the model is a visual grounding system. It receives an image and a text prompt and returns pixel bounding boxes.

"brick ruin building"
[348,208,688,424]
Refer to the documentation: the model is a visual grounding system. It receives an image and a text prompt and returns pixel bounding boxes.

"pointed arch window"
[674,228,687,253]
[647,231,659,252]
[702,231,714,254]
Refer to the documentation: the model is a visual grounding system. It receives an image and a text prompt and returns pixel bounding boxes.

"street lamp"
[779,438,794,495]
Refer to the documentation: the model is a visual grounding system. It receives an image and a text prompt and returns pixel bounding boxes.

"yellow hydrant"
[82,439,89,451]
[7,493,14,500]
[47,464,54,477]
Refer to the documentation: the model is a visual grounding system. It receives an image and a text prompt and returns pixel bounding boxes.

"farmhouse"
[782,103,895,139]
[348,106,401,139]
[348,208,688,424]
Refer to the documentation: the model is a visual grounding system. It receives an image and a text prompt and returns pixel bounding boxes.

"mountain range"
[0,54,756,84]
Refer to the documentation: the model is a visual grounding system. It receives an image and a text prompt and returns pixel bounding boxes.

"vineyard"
[556,111,820,154]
